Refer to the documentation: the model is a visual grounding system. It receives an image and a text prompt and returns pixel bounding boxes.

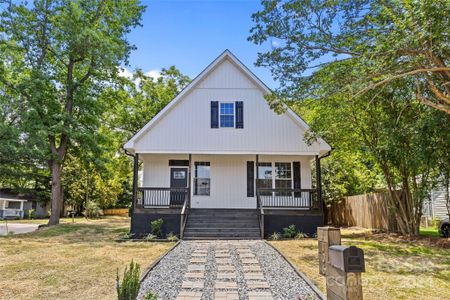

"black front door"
[170,168,188,206]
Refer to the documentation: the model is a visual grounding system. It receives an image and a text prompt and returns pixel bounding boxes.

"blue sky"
[126,0,277,88]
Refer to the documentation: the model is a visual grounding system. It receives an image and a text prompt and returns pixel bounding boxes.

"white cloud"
[145,70,161,80]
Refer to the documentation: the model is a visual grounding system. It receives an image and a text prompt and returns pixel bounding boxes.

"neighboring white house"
[0,191,27,219]
[124,50,331,239]
[423,186,449,221]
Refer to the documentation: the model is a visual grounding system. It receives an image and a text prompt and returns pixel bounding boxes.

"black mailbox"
[328,245,365,273]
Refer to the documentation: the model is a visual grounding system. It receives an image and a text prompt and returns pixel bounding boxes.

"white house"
[124,50,331,239]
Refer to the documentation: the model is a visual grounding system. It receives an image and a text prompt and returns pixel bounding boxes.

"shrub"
[431,218,441,229]
[150,218,163,237]
[145,233,157,241]
[268,232,280,240]
[144,291,157,300]
[116,261,140,300]
[166,232,178,242]
[283,224,298,238]
[295,232,308,240]
[122,232,135,240]
[83,201,101,218]
[27,209,35,220]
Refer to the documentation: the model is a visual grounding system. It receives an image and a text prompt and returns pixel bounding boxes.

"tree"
[249,0,450,114]
[0,0,145,225]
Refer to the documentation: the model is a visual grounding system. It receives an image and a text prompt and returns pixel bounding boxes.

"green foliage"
[295,232,308,240]
[249,1,450,235]
[150,219,163,237]
[27,209,35,220]
[144,291,157,300]
[121,232,135,240]
[145,233,156,241]
[268,232,281,241]
[83,201,101,218]
[0,0,145,224]
[249,0,450,114]
[116,261,140,300]
[282,224,298,238]
[166,232,178,242]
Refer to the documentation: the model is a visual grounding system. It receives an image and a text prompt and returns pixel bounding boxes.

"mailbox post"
[317,227,341,275]
[326,245,365,300]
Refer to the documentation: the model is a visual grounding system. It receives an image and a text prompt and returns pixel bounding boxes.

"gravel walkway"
[139,240,321,300]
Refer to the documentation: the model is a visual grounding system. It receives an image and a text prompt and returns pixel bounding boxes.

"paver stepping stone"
[242,265,262,272]
[176,290,203,300]
[246,280,271,289]
[191,253,206,257]
[243,273,265,280]
[239,253,255,258]
[181,281,204,289]
[188,265,205,272]
[217,265,235,272]
[247,291,274,300]
[216,273,236,280]
[190,258,207,264]
[214,281,238,290]
[215,253,231,258]
[241,258,259,264]
[214,291,239,300]
[185,272,205,279]
[216,258,233,265]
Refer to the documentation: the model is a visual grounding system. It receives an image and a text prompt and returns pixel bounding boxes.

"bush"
[431,218,441,229]
[145,233,157,241]
[166,232,178,242]
[144,291,157,300]
[83,201,101,218]
[295,232,308,239]
[283,224,298,238]
[116,261,140,300]
[122,232,135,240]
[27,209,35,220]
[150,218,163,237]
[268,232,281,240]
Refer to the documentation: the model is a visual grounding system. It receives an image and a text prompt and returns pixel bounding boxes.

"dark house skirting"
[131,211,181,238]
[264,214,324,237]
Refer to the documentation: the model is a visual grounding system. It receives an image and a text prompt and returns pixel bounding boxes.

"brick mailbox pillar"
[326,245,365,300]
[317,227,341,276]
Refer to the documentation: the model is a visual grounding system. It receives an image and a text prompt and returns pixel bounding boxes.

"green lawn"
[0,217,173,300]
[420,226,440,237]
[271,228,450,300]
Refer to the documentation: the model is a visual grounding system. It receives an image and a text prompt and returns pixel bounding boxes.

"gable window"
[194,162,211,195]
[220,103,234,128]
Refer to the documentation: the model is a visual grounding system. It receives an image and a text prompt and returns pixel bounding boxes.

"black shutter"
[293,161,301,197]
[235,101,244,128]
[247,161,255,197]
[211,101,219,128]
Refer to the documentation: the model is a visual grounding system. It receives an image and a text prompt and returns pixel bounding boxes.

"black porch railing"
[137,187,189,208]
[256,188,319,209]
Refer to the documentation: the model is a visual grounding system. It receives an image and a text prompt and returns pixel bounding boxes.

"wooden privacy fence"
[102,208,129,216]
[326,191,398,232]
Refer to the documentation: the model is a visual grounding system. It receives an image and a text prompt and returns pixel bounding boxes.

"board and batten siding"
[141,154,313,209]
[132,58,325,155]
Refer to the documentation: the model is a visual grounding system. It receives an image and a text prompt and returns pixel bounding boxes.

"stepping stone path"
[138,240,320,300]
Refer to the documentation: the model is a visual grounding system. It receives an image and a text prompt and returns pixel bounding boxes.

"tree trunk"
[48,160,63,225]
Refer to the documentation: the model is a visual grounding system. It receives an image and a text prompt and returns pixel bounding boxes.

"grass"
[0,216,174,300]
[420,226,440,237]
[270,229,450,300]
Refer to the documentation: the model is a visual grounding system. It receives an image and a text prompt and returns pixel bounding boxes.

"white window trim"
[258,162,294,188]
[219,102,235,128]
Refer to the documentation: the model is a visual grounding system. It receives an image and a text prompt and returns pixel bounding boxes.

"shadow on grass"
[0,222,129,244]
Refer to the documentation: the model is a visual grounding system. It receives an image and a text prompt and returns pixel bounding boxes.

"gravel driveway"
[139,240,322,300]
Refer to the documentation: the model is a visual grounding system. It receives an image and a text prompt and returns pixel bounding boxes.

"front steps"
[183,209,261,240]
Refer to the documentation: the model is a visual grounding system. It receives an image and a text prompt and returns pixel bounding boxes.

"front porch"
[129,153,325,239]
